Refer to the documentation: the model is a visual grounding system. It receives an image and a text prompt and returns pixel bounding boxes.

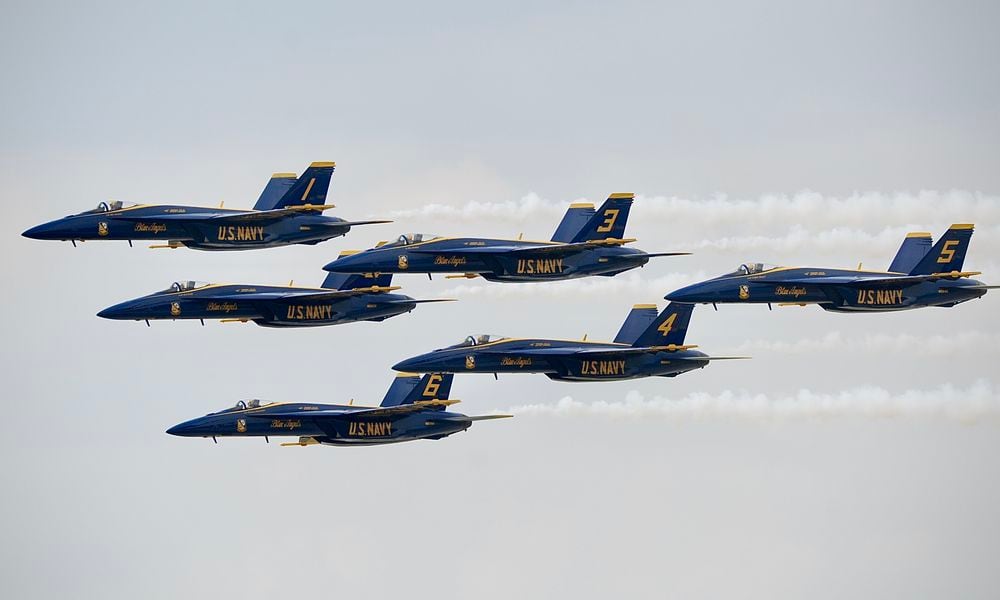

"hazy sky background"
[2,1,999,598]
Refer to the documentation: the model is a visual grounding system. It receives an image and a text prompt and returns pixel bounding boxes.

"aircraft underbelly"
[183,221,345,249]
[823,285,917,310]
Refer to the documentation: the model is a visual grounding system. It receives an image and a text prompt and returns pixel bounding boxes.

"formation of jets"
[23,162,994,448]
[324,194,688,282]
[22,163,388,250]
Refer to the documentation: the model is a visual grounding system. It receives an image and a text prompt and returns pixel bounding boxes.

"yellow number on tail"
[657,313,677,337]
[596,209,620,233]
[423,373,443,397]
[937,240,959,264]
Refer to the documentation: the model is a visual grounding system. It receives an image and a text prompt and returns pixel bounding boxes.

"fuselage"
[22,203,355,250]
[325,236,652,281]
[666,266,989,312]
[98,283,421,327]
[167,402,472,445]
[392,337,710,381]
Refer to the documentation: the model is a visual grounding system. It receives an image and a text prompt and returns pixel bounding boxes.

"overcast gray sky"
[2,1,999,599]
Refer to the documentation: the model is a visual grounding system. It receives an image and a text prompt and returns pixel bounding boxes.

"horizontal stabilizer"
[466,414,514,421]
[375,298,457,305]
[640,252,692,258]
[665,356,751,361]
[336,220,394,227]
[425,414,513,423]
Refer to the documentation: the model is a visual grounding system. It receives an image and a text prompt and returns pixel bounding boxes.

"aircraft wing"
[112,212,228,221]
[423,414,513,423]
[763,271,982,287]
[204,203,392,224]
[475,344,700,357]
[661,356,751,361]
[407,238,646,257]
[208,205,339,221]
[257,400,461,420]
[209,286,404,303]
[245,408,356,419]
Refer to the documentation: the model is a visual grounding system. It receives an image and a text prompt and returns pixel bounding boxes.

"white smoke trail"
[507,381,1000,422]
[438,271,709,300]
[385,190,1000,229]
[732,331,1000,357]
[380,190,1000,257]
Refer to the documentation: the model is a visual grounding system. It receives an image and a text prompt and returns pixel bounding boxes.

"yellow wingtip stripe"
[568,202,595,208]
[609,192,634,199]
[632,303,658,309]
[309,161,336,168]
[949,223,974,230]
[271,172,297,179]
[905,232,932,238]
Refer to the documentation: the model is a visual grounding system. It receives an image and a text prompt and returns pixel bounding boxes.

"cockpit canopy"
[456,334,508,347]
[164,280,210,293]
[82,200,137,214]
[395,233,440,245]
[733,262,779,276]
[219,399,264,413]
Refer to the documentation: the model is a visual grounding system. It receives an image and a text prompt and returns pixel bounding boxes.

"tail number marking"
[422,374,443,397]
[596,209,620,233]
[937,240,959,264]
[657,312,678,337]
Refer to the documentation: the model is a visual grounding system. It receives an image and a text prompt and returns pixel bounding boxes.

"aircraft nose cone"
[664,283,699,302]
[324,252,372,273]
[22,221,60,240]
[166,418,202,436]
[97,301,133,320]
[392,354,430,372]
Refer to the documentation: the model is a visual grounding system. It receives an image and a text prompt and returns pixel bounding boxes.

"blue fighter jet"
[22,162,389,250]
[97,261,452,327]
[166,373,510,446]
[392,303,746,381]
[666,224,997,312]
[323,193,688,282]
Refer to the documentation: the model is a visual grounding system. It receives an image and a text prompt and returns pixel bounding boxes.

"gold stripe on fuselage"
[465,336,629,350]
[709,265,903,283]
